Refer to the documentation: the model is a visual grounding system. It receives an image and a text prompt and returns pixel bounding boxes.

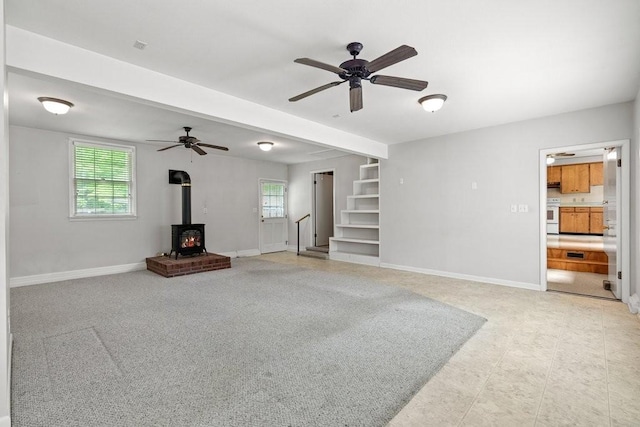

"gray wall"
[9,126,287,278]
[381,102,634,287]
[287,155,366,250]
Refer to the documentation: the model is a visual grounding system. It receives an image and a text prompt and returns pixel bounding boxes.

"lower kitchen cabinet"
[590,207,603,234]
[560,206,603,235]
[560,207,590,234]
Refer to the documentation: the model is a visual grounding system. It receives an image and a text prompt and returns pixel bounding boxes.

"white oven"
[547,198,560,234]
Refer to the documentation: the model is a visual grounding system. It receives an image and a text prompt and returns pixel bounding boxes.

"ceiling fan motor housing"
[339,59,371,90]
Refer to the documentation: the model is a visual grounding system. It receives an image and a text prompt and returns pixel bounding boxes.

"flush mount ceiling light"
[37,97,74,115]
[418,94,447,112]
[546,156,556,165]
[257,141,274,152]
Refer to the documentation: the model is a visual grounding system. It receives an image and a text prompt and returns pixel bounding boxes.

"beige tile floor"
[547,269,615,299]
[259,251,640,427]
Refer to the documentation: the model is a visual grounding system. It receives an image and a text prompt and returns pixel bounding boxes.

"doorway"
[310,171,334,251]
[259,179,288,254]
[540,140,630,302]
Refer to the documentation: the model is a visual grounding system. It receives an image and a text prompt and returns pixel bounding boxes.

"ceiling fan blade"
[366,45,418,73]
[370,75,428,91]
[147,139,178,143]
[350,86,363,112]
[289,81,343,102]
[198,143,229,152]
[294,58,347,75]
[191,145,207,155]
[157,144,183,152]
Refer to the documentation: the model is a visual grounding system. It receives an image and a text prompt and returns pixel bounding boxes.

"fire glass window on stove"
[70,139,137,218]
[180,229,202,248]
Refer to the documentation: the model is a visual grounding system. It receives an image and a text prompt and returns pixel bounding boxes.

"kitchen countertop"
[559,202,603,207]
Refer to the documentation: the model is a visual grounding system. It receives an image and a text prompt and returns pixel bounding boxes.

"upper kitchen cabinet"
[589,162,603,186]
[547,166,561,187]
[560,164,590,193]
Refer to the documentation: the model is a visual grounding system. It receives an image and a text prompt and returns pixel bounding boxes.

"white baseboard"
[330,252,380,266]
[380,262,541,291]
[218,248,261,259]
[237,249,261,257]
[0,415,10,427]
[10,262,146,288]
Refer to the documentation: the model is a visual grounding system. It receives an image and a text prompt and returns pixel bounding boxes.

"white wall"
[287,155,366,250]
[9,126,287,278]
[0,0,10,423]
[633,88,640,298]
[381,102,634,287]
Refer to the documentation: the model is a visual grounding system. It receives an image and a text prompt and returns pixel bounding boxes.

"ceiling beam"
[6,26,388,159]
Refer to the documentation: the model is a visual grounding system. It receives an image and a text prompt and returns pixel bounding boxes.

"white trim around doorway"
[539,139,630,304]
[309,168,336,250]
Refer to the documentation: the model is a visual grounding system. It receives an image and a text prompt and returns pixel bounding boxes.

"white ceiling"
[6,0,640,163]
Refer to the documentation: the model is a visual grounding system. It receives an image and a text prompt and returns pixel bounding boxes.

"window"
[70,139,136,218]
[261,181,286,218]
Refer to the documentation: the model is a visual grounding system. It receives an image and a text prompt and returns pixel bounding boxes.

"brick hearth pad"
[146,253,231,277]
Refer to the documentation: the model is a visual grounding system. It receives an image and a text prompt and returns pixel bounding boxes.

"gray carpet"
[11,258,486,426]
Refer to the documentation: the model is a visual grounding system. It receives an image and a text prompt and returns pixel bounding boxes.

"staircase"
[299,245,329,260]
[329,159,380,266]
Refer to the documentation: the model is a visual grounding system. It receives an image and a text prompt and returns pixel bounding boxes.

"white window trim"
[69,138,137,220]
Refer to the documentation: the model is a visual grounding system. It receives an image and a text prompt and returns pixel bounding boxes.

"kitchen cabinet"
[590,207,603,234]
[547,166,561,186]
[560,206,603,234]
[560,164,590,193]
[560,207,590,234]
[590,162,603,186]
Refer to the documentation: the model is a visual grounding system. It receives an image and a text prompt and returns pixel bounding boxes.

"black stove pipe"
[169,170,191,225]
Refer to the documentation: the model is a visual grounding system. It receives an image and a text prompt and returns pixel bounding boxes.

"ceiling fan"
[548,152,576,158]
[147,127,229,155]
[546,152,575,165]
[289,42,429,112]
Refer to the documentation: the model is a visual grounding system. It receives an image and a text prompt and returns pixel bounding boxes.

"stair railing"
[295,213,310,255]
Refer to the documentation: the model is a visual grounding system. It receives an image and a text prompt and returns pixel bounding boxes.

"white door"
[603,147,621,299]
[313,172,334,247]
[259,180,288,253]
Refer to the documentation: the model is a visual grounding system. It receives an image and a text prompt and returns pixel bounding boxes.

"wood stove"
[171,224,206,258]
[168,170,207,259]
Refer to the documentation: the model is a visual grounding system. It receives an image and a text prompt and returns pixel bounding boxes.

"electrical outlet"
[518,204,529,213]
[203,207,208,214]
[510,204,518,213]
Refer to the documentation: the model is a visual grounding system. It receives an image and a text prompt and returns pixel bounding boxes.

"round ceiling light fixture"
[418,94,447,112]
[37,97,74,115]
[257,141,274,151]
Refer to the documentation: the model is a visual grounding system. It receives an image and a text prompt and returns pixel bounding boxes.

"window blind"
[72,141,135,217]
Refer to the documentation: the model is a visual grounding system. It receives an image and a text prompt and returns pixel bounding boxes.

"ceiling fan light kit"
[418,94,447,112]
[290,42,430,112]
[37,97,74,115]
[257,141,274,151]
